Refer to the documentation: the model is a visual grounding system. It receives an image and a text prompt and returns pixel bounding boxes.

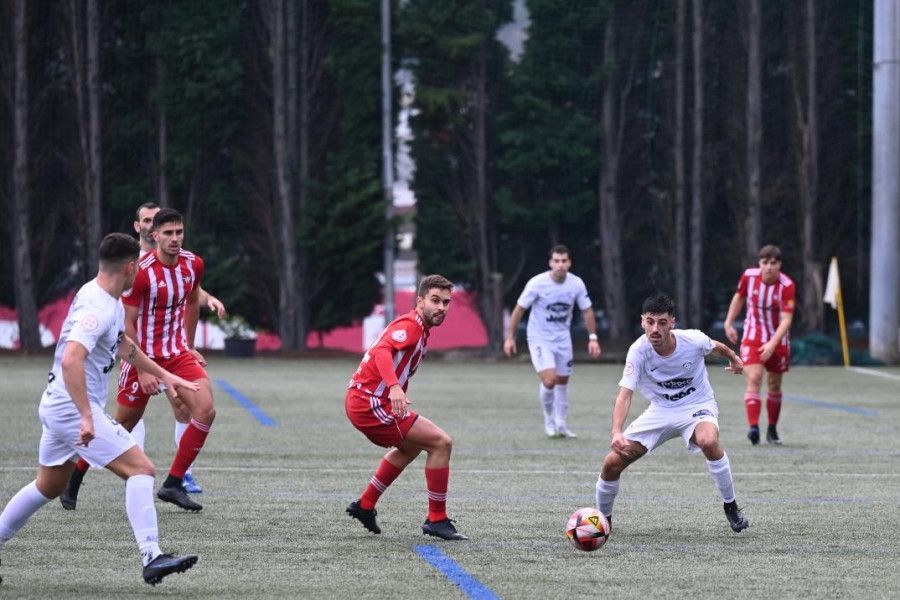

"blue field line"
[215,379,277,426]
[414,545,499,600]
[784,394,878,416]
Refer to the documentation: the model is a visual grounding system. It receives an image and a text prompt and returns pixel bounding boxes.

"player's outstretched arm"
[710,340,743,375]
[199,287,226,318]
[610,387,635,457]
[117,335,200,398]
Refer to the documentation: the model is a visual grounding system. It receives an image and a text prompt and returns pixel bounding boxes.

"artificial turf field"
[0,355,898,599]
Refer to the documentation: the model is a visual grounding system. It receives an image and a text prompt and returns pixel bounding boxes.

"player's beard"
[425,309,446,327]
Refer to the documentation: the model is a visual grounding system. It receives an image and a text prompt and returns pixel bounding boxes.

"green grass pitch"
[1,355,898,599]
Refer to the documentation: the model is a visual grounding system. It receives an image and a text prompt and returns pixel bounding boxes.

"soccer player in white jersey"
[594,294,750,533]
[504,245,602,438]
[0,233,199,586]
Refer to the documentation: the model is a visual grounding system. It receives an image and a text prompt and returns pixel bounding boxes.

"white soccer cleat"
[557,425,578,438]
[544,419,557,438]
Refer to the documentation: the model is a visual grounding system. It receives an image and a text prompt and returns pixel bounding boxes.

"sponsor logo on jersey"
[657,377,694,390]
[682,362,693,369]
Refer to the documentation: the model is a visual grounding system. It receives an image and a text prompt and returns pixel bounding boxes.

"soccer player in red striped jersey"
[60,204,223,509]
[345,275,468,541]
[724,245,796,446]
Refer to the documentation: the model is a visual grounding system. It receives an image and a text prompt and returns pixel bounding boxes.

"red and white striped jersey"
[349,310,429,398]
[736,268,796,345]
[122,249,205,359]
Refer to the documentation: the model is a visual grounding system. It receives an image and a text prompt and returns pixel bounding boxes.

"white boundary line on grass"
[1,466,899,477]
[847,367,900,381]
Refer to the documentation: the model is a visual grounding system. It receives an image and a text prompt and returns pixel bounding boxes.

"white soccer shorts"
[38,403,137,468]
[623,399,720,454]
[527,340,574,376]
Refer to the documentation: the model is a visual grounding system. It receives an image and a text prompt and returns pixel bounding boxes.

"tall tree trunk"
[474,23,502,353]
[689,0,704,328]
[294,0,310,347]
[272,0,300,349]
[86,0,101,262]
[796,0,822,331]
[155,57,171,208]
[599,13,627,340]
[12,0,41,351]
[673,0,687,317]
[745,0,762,264]
[67,0,103,275]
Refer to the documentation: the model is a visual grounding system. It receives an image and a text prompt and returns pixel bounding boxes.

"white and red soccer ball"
[566,507,610,551]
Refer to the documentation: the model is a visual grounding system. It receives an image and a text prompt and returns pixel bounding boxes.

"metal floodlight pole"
[382,0,396,322]
[870,0,900,363]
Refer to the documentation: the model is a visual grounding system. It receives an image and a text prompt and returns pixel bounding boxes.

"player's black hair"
[758,244,782,261]
[135,202,159,220]
[99,233,140,268]
[550,245,570,259]
[418,274,453,298]
[642,294,675,316]
[152,207,183,230]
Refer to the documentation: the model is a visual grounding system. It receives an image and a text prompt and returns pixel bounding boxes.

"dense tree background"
[0,0,874,351]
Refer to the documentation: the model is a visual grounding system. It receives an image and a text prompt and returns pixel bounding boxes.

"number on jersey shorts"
[527,340,574,376]
[622,399,720,454]
[116,351,209,407]
[38,403,137,468]
[345,389,419,448]
[740,341,791,373]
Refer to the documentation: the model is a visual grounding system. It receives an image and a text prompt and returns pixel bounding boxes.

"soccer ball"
[566,507,610,551]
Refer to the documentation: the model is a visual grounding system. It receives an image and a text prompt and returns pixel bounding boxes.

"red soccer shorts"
[740,341,791,373]
[117,351,208,408]
[345,389,418,448]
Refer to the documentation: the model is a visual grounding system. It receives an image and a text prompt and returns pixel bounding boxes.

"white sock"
[595,476,620,518]
[539,384,554,421]
[131,419,146,451]
[706,453,737,503]
[0,481,51,549]
[175,421,193,476]
[553,384,570,428]
[125,474,162,566]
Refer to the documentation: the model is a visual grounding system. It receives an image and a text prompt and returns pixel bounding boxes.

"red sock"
[425,467,450,522]
[745,392,762,427]
[359,460,404,510]
[767,393,783,425]
[76,457,90,473]
[169,419,210,478]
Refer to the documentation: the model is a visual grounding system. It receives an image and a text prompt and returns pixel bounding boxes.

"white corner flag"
[823,257,840,309]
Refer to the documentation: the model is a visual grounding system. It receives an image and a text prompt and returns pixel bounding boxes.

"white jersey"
[619,329,716,408]
[40,279,125,412]
[517,272,592,344]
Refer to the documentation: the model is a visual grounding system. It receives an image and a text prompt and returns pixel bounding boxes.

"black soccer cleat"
[142,553,198,586]
[766,425,782,445]
[346,500,381,534]
[157,485,203,512]
[747,426,760,445]
[60,468,86,510]
[724,500,750,532]
[422,518,469,541]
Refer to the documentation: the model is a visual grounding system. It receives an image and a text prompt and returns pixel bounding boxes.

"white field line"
[0,466,898,477]
[847,366,900,381]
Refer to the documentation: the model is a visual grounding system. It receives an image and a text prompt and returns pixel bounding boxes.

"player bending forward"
[345,275,468,541]
[594,294,750,534]
[0,234,197,586]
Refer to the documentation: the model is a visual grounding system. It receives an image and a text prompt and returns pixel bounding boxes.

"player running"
[0,233,198,586]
